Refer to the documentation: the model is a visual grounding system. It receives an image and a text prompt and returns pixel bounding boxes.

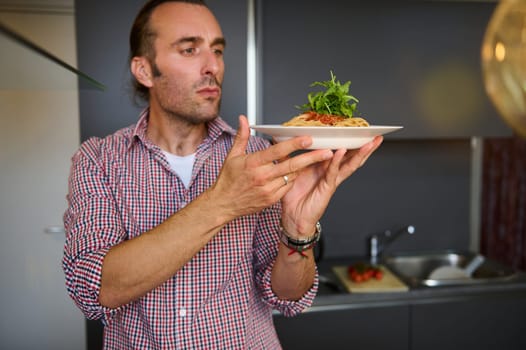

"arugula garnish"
[297,71,359,118]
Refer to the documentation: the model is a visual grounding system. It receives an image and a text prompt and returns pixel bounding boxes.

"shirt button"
[179,308,187,317]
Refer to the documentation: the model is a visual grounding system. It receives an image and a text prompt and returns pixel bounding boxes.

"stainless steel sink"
[383,250,518,287]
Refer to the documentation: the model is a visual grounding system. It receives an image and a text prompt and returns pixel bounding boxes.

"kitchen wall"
[0,1,86,348]
[321,139,474,258]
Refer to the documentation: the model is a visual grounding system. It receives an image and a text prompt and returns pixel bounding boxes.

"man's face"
[147,2,225,124]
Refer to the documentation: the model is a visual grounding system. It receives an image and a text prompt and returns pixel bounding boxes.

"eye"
[181,47,197,56]
[212,47,225,56]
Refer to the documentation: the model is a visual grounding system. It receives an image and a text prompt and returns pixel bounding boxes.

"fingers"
[248,135,314,167]
[329,136,384,184]
[267,136,381,190]
[239,129,333,186]
[277,172,298,187]
[225,122,382,201]
[228,115,320,167]
[228,115,250,159]
[353,135,383,168]
[224,115,312,187]
[274,148,333,176]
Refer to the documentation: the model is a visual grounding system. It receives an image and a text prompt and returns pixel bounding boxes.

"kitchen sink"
[383,250,518,287]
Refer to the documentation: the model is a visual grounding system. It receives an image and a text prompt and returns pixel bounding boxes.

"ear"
[131,57,154,88]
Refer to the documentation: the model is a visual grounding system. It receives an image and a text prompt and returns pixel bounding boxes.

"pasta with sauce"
[282,111,369,127]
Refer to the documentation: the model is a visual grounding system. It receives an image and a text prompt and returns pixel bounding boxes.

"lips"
[197,86,220,98]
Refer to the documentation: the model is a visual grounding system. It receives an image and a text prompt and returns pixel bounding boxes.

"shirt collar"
[129,107,236,151]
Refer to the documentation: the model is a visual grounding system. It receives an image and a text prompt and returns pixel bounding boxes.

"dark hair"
[129,0,207,103]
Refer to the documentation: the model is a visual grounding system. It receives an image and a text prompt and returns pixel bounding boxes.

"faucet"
[369,225,415,264]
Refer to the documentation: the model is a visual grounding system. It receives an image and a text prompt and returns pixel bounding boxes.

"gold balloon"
[482,0,526,137]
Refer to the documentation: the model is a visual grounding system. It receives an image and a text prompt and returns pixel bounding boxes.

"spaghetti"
[282,111,369,127]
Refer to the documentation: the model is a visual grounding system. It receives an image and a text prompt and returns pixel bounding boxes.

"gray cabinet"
[411,295,526,350]
[274,305,410,349]
[274,292,526,349]
[259,0,511,138]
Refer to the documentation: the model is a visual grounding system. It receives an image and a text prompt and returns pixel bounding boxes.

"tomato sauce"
[304,111,345,125]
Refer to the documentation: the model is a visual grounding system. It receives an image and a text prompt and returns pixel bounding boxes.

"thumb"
[229,115,250,157]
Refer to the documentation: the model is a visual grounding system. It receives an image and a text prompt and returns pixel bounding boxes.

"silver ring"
[283,175,289,186]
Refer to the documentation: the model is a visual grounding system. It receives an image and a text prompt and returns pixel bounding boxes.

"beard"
[151,61,222,125]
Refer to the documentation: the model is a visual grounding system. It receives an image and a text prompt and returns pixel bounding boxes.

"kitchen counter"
[310,257,526,312]
[274,257,526,349]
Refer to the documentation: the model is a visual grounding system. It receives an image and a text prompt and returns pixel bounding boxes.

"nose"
[201,49,222,77]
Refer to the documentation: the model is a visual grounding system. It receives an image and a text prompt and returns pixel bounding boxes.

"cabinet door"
[259,0,511,138]
[274,305,409,349]
[411,295,526,350]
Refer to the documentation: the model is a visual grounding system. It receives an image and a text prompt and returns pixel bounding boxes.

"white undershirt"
[162,151,196,188]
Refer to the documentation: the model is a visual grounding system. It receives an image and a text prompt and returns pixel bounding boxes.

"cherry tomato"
[353,274,363,283]
[347,262,384,283]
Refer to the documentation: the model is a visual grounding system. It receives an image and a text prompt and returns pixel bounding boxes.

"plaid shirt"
[63,109,318,349]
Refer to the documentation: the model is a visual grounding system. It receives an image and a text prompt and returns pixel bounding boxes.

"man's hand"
[280,133,383,237]
[208,115,334,222]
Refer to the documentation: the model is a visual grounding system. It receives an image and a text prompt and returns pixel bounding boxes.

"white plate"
[250,125,403,149]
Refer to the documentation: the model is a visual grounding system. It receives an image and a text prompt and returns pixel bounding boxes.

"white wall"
[0,5,86,349]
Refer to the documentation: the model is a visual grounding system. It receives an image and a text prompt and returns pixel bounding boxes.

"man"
[63,0,382,348]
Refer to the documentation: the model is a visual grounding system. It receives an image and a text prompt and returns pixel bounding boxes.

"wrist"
[278,221,322,252]
[280,218,318,239]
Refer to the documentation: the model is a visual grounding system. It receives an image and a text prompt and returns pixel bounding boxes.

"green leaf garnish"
[297,70,359,118]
